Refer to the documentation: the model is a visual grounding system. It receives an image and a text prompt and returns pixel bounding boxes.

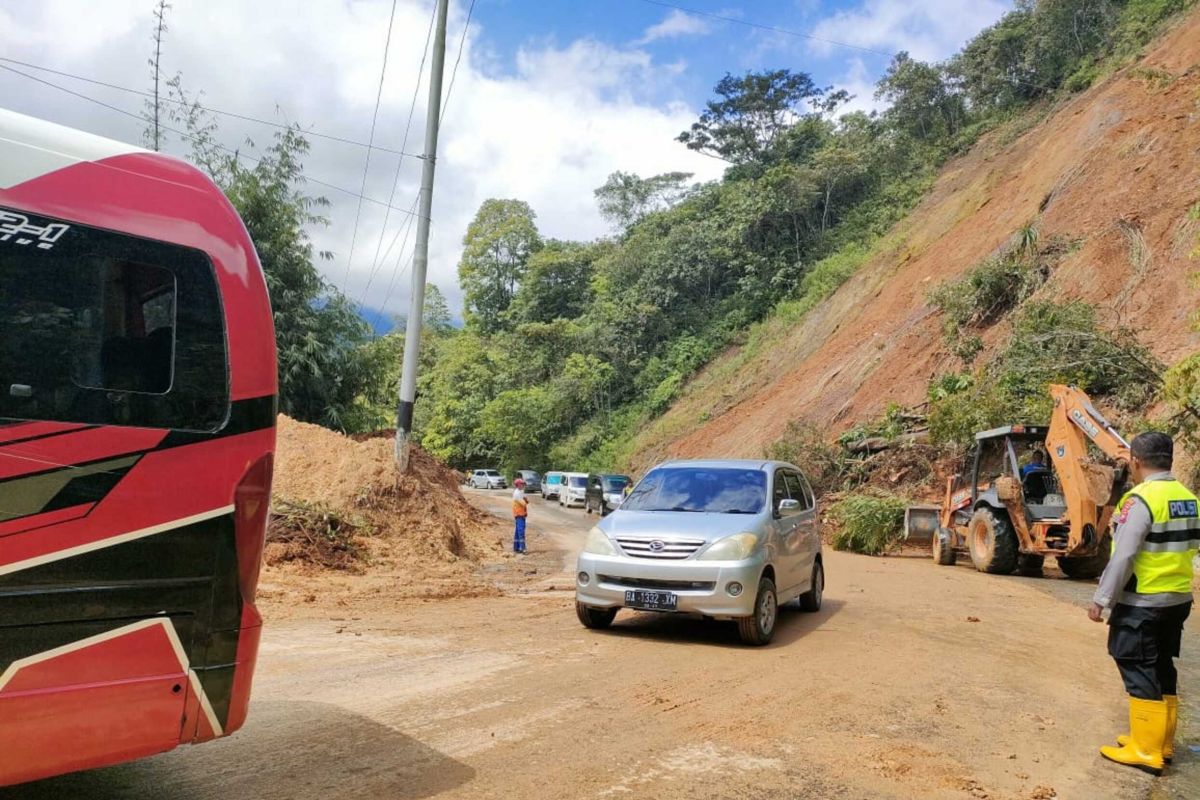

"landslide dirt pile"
[633,9,1200,467]
[267,415,500,572]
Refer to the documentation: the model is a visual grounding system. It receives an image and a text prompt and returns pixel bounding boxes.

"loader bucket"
[904,505,941,545]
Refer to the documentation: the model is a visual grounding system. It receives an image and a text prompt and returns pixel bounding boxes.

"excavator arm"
[1045,384,1131,551]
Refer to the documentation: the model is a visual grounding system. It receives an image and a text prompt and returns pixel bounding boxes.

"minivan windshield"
[485,470,501,477]
[602,476,630,491]
[546,475,562,484]
[568,476,587,488]
[620,467,766,514]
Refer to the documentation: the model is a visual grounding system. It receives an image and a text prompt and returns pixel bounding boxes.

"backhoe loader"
[909,385,1130,578]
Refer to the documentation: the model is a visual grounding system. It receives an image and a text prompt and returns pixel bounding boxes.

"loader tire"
[967,508,1018,575]
[932,527,957,566]
[1057,534,1111,580]
[1017,553,1045,577]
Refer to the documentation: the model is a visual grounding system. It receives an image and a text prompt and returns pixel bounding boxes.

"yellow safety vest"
[1113,478,1200,595]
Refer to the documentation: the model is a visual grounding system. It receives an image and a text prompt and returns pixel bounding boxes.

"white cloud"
[808,0,1010,63]
[834,58,886,116]
[636,9,712,45]
[0,0,724,320]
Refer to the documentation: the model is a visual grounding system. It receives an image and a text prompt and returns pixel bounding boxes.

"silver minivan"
[574,459,823,645]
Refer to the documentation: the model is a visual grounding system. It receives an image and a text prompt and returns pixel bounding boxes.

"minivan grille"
[615,536,707,559]
[598,575,715,591]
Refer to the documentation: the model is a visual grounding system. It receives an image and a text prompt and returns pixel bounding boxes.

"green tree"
[951,6,1039,111]
[508,240,598,324]
[165,75,382,431]
[676,70,834,166]
[458,199,542,333]
[422,282,455,334]
[875,52,965,143]
[593,171,693,230]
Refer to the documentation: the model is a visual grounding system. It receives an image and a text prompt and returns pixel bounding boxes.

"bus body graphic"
[0,108,277,787]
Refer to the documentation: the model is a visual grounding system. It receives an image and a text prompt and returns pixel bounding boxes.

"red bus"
[0,109,276,786]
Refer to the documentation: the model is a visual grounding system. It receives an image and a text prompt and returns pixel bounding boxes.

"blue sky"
[0,0,1013,328]
[472,0,1010,113]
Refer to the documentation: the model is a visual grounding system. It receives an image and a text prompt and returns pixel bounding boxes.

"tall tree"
[677,70,832,166]
[458,199,542,333]
[422,283,454,334]
[143,0,171,151]
[508,241,598,324]
[166,77,382,431]
[875,52,965,143]
[594,171,693,230]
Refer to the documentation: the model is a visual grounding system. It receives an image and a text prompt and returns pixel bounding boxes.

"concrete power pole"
[396,0,450,471]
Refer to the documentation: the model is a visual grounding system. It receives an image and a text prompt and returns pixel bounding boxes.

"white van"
[543,471,566,501]
[560,472,589,508]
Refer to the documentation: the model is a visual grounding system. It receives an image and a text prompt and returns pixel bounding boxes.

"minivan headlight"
[697,533,759,561]
[583,526,617,556]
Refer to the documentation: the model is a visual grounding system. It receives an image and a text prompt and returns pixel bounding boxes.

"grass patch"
[829,493,909,555]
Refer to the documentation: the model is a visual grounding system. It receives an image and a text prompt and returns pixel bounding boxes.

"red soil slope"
[648,11,1200,464]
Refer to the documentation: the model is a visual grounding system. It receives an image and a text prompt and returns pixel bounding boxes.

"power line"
[632,0,896,58]
[379,250,417,329]
[0,56,424,160]
[360,193,420,311]
[368,0,475,321]
[364,0,438,299]
[441,0,478,117]
[0,62,422,220]
[343,0,402,292]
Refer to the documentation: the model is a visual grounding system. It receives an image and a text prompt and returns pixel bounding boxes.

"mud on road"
[5,489,1194,799]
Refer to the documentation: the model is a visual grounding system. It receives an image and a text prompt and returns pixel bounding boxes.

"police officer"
[1089,431,1200,775]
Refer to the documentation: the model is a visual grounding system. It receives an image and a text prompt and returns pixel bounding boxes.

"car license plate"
[624,590,677,611]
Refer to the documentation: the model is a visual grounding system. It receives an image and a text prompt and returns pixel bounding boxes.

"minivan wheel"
[798,561,824,612]
[575,602,617,629]
[737,577,778,646]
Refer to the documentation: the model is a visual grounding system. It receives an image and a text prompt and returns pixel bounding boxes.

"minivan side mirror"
[778,498,801,515]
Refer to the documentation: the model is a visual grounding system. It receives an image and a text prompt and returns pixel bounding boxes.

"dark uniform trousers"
[1108,602,1193,699]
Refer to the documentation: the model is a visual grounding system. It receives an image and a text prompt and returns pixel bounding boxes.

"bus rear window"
[0,207,229,432]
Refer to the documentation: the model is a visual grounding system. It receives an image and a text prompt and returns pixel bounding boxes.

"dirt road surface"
[5,490,1197,799]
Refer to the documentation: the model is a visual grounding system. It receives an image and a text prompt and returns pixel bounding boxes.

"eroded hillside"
[628,9,1200,469]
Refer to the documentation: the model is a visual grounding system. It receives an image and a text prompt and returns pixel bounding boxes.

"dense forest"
[159,0,1197,474]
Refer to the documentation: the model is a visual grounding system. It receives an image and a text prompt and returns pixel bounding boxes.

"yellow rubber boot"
[1117,694,1178,763]
[1165,695,1178,764]
[1101,698,1167,775]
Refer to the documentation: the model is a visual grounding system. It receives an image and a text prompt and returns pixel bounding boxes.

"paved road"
[2,490,1193,799]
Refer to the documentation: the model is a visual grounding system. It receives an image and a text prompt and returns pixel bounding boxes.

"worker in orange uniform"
[1090,432,1199,775]
[512,477,529,554]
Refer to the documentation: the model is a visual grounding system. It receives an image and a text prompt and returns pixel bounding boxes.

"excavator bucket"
[904,505,941,545]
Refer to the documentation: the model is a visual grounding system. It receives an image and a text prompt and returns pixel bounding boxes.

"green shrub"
[928,243,1047,330]
[766,421,852,496]
[830,494,909,555]
[927,300,1163,446]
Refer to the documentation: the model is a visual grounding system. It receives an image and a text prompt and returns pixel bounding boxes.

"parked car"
[574,459,823,646]
[543,471,566,501]
[514,469,543,495]
[585,473,632,516]
[469,469,508,490]
[559,472,589,508]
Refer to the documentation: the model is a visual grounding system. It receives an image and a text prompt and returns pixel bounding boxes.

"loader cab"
[968,425,1063,516]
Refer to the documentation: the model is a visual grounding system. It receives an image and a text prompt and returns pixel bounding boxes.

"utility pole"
[396,0,450,471]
